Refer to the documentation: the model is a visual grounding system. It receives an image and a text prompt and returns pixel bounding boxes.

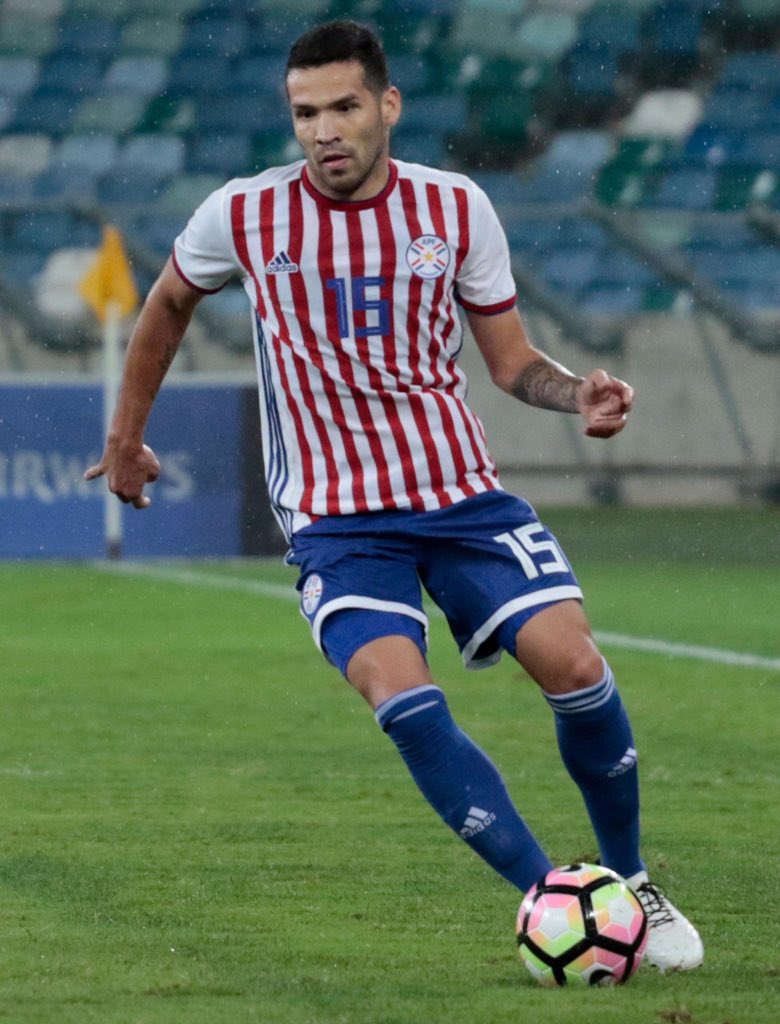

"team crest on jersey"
[406,235,450,280]
[265,249,299,274]
[302,573,324,616]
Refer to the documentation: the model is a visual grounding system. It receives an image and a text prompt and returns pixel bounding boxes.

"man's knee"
[513,600,604,694]
[346,634,433,708]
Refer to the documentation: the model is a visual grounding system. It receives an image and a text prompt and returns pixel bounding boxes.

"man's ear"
[382,86,402,129]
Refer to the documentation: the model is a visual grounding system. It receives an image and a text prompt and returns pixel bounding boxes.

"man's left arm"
[467,306,633,439]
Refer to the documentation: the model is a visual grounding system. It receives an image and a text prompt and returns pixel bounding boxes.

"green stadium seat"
[595,163,660,207]
[67,0,137,15]
[138,95,197,134]
[0,15,57,57]
[2,0,64,16]
[157,173,224,215]
[512,11,579,63]
[71,94,146,135]
[449,0,528,57]
[119,19,185,58]
[716,167,778,210]
[0,133,53,177]
[251,132,303,170]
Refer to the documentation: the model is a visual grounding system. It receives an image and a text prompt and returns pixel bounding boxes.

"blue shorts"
[287,490,582,676]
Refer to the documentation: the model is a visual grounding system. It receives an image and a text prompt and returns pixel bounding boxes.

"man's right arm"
[84,257,204,508]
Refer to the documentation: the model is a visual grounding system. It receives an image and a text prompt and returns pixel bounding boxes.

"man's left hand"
[576,369,634,438]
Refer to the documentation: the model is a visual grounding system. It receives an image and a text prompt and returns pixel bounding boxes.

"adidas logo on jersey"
[459,806,497,839]
[608,746,638,777]
[265,250,299,274]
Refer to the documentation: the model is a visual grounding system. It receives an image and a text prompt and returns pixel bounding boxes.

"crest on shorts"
[406,235,450,280]
[302,573,324,615]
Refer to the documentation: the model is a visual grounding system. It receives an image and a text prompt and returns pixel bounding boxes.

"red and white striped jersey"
[173,158,517,538]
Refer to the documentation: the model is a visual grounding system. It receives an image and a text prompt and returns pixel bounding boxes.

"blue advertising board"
[1,381,251,558]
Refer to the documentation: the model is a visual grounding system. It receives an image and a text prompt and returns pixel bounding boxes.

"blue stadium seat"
[115,134,185,177]
[392,130,449,167]
[38,52,106,95]
[565,50,620,102]
[703,87,768,129]
[400,95,469,135]
[56,133,119,175]
[0,56,40,98]
[129,212,185,256]
[182,17,249,58]
[11,90,73,134]
[643,2,703,58]
[471,170,529,207]
[11,208,94,251]
[541,248,601,290]
[503,215,565,258]
[652,166,717,209]
[575,3,641,59]
[103,56,169,97]
[97,169,170,204]
[595,250,658,288]
[196,92,288,134]
[230,54,286,94]
[0,96,15,132]
[168,56,232,95]
[188,133,252,175]
[579,285,644,314]
[732,130,780,169]
[718,52,780,91]
[387,53,430,95]
[682,124,745,167]
[541,131,613,179]
[56,17,122,57]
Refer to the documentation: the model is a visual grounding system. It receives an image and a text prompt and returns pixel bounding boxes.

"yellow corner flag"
[79,224,139,323]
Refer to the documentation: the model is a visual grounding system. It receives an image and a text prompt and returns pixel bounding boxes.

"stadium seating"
[0,0,779,336]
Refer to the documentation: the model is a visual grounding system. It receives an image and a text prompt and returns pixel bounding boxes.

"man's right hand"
[84,441,160,509]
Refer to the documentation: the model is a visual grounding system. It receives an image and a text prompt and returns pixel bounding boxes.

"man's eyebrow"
[291,92,362,112]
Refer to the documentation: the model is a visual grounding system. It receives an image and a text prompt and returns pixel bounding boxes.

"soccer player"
[86,20,703,972]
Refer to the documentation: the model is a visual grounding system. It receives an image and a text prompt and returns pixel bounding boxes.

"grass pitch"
[0,507,778,1024]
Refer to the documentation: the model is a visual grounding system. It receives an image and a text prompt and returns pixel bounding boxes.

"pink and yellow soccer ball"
[516,863,648,987]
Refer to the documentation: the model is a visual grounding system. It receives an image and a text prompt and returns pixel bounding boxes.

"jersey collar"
[301,159,399,211]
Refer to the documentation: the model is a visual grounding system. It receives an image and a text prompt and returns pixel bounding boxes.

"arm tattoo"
[510,357,583,413]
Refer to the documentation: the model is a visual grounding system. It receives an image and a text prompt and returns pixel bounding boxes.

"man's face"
[287,59,400,201]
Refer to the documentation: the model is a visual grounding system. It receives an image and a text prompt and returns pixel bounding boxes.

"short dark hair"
[286,20,390,95]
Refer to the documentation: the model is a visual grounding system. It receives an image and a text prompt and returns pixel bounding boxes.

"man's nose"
[315,112,340,144]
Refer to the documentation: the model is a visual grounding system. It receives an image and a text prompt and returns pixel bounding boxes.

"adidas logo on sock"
[265,250,299,274]
[459,806,497,839]
[608,746,638,777]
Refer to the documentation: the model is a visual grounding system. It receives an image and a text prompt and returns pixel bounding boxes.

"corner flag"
[79,225,139,322]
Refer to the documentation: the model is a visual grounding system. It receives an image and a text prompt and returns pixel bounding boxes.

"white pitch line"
[592,630,780,673]
[94,561,780,673]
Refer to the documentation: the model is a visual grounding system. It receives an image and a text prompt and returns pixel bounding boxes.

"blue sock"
[376,685,552,892]
[544,661,644,879]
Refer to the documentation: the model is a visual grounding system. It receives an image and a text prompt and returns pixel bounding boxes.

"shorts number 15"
[494,525,569,579]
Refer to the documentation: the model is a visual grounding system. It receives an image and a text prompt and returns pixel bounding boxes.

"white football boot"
[627,871,704,972]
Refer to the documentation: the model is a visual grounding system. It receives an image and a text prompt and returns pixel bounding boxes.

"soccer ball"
[516,863,648,987]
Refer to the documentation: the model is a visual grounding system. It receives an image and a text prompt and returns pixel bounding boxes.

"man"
[86,20,703,972]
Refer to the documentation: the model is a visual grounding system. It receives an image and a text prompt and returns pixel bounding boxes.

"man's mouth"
[321,153,351,170]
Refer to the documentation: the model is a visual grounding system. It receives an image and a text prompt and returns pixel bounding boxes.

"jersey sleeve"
[172,186,239,294]
[455,185,517,315]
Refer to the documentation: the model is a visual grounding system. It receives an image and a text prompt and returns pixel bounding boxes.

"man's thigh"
[289,528,428,675]
[418,494,582,669]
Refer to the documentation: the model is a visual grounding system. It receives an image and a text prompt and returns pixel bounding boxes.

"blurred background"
[1,0,779,557]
